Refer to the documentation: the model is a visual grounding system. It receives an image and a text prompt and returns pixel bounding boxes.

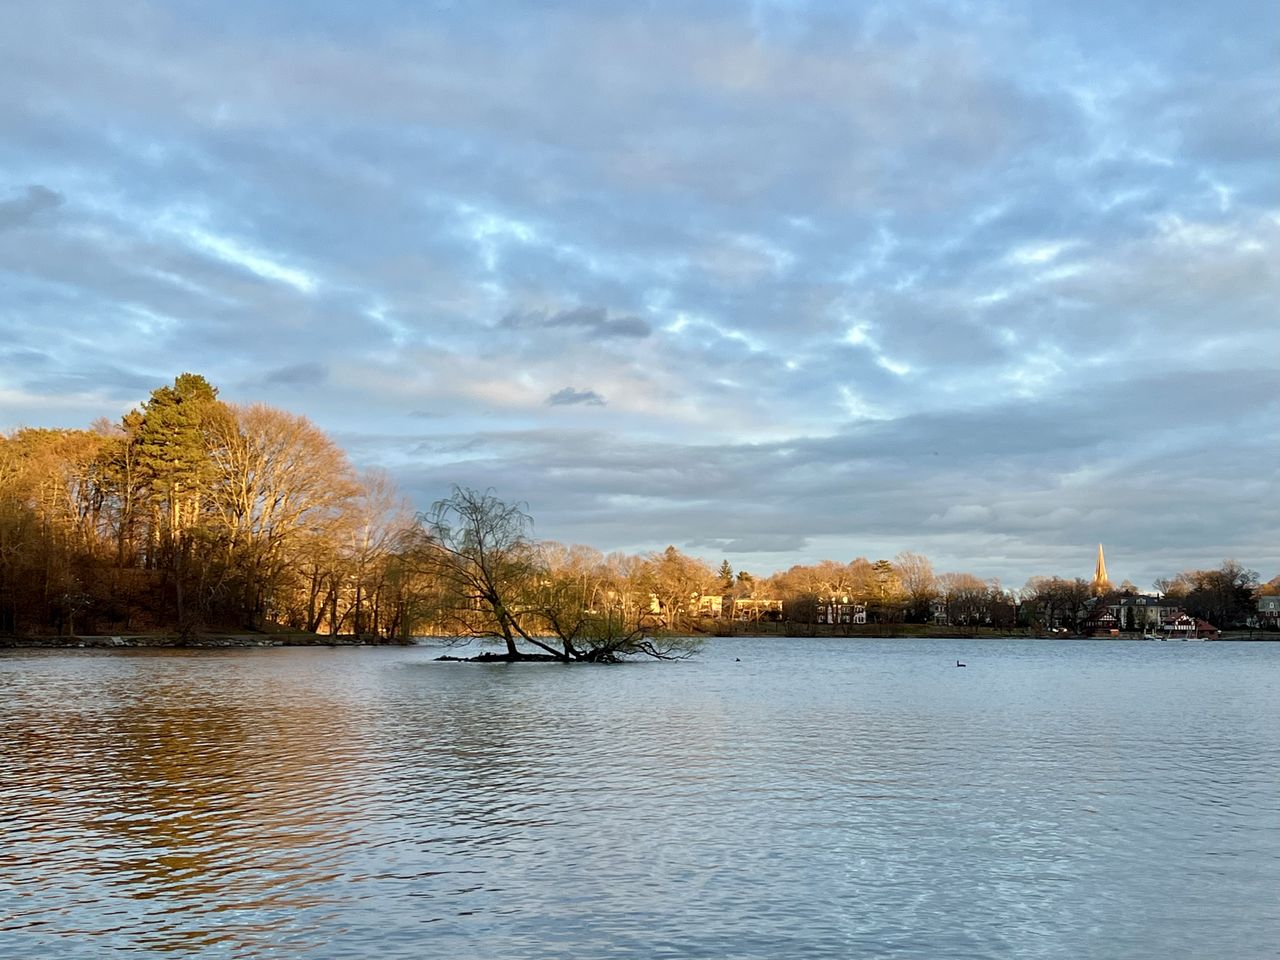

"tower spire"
[1092,543,1110,594]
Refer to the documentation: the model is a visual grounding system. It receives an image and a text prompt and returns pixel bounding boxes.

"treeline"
[0,374,422,638]
[1151,562,1271,629]
[2,374,1273,642]
[753,557,1270,631]
[0,374,761,649]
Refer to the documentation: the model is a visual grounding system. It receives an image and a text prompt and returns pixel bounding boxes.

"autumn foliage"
[1,375,1268,642]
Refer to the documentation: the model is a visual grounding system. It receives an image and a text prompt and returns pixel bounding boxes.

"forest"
[1,374,1272,656]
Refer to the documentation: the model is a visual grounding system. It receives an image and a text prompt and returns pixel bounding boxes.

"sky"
[1,0,1277,589]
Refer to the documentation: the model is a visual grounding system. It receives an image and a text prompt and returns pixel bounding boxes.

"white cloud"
[183,227,316,293]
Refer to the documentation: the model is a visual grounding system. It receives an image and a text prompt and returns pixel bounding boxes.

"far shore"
[0,632,411,650]
[2,628,1273,650]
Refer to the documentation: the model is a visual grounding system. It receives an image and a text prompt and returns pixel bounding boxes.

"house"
[1107,594,1181,631]
[730,598,784,622]
[1193,618,1221,640]
[1257,596,1280,628]
[1084,606,1121,637]
[1160,613,1219,640]
[816,597,866,625]
[692,595,785,622]
[930,598,949,625]
[695,594,723,619]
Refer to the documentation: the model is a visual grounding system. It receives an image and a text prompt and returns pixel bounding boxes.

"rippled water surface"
[2,638,1279,959]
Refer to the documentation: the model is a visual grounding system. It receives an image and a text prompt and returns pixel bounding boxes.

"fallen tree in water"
[407,486,700,663]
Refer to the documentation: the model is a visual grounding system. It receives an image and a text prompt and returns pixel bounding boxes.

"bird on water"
[956,660,966,667]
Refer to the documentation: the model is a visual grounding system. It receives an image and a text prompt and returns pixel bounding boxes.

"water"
[2,638,1278,959]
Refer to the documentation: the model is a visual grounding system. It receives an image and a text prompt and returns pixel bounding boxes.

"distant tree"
[204,403,361,628]
[641,546,715,632]
[718,559,734,592]
[135,373,222,550]
[895,551,937,623]
[1153,576,1186,599]
[1024,576,1093,632]
[1175,560,1259,627]
[334,469,415,638]
[870,559,905,622]
[987,583,1018,629]
[937,572,989,627]
[97,412,145,565]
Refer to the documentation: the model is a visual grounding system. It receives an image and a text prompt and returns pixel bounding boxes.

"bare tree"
[411,487,549,657]
[937,572,989,627]
[411,490,697,661]
[337,470,415,638]
[895,551,938,623]
[639,546,715,632]
[205,403,360,627]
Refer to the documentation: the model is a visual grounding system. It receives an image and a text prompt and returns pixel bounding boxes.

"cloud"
[1,348,52,367]
[0,185,63,229]
[546,387,607,407]
[18,363,159,400]
[502,306,652,340]
[0,0,1274,584]
[687,535,810,553]
[254,362,329,387]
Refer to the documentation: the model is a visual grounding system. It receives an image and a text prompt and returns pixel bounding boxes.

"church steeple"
[1092,543,1111,595]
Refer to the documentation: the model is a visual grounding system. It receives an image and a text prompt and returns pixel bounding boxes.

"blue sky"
[1,0,1276,587]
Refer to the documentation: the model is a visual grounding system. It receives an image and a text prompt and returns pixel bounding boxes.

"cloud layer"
[1,0,1276,586]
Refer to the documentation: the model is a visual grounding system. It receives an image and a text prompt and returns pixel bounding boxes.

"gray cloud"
[255,362,330,387]
[688,535,811,554]
[19,363,160,400]
[502,306,652,340]
[2,348,52,367]
[547,387,606,407]
[0,185,63,229]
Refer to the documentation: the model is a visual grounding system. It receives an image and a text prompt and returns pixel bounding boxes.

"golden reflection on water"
[1,651,374,956]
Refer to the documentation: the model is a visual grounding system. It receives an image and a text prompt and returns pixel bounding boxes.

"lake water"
[2,638,1278,959]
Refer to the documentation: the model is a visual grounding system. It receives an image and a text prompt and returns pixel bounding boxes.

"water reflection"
[1,651,377,956]
[1,641,1279,959]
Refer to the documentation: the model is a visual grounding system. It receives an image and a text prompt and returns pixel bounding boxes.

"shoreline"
[0,633,411,650]
[3,630,1272,650]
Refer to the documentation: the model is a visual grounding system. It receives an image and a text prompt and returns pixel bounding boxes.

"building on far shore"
[730,598,784,622]
[1084,606,1121,636]
[1091,543,1111,595]
[1161,614,1220,640]
[816,597,866,625]
[694,595,784,622]
[1256,596,1280,628]
[1107,594,1181,631]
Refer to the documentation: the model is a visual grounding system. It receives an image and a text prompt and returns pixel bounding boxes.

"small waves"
[1,641,1279,959]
